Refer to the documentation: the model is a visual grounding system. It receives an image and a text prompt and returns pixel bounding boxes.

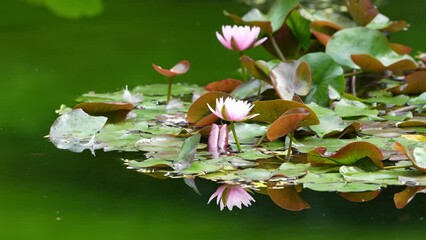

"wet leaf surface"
[270,60,312,100]
[326,27,417,71]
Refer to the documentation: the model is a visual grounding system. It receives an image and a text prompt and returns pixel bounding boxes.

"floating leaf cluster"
[49,0,426,211]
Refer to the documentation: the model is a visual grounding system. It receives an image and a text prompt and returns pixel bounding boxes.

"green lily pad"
[339,166,422,185]
[49,109,107,153]
[308,102,360,138]
[299,52,345,107]
[333,99,379,119]
[326,27,417,71]
[224,0,299,33]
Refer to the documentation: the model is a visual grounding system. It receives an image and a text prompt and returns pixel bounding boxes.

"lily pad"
[224,0,299,33]
[251,99,319,126]
[73,102,134,123]
[205,79,243,93]
[326,27,417,71]
[394,142,426,172]
[307,141,384,168]
[388,71,426,95]
[299,52,345,106]
[49,109,107,153]
[339,191,380,202]
[267,185,310,211]
[187,91,230,126]
[394,186,426,209]
[346,0,378,26]
[267,108,310,141]
[270,60,312,100]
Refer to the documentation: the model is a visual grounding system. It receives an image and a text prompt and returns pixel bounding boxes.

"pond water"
[1,0,425,239]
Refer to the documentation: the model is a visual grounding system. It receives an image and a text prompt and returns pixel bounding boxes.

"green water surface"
[0,0,425,239]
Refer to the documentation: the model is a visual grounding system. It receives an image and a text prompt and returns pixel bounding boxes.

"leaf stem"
[167,77,174,103]
[343,70,363,77]
[383,164,413,170]
[269,34,285,61]
[239,51,248,81]
[230,122,242,152]
[255,133,267,147]
[286,132,294,160]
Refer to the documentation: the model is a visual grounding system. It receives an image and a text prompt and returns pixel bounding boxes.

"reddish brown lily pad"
[351,54,418,72]
[240,55,271,83]
[73,102,134,123]
[388,71,426,95]
[389,43,412,55]
[251,99,319,126]
[187,91,230,127]
[205,79,243,93]
[394,186,426,209]
[267,108,310,141]
[267,185,310,211]
[394,142,426,172]
[308,141,384,168]
[339,190,380,202]
[346,0,378,26]
[152,60,190,78]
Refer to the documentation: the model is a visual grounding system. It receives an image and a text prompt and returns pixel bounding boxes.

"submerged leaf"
[267,185,310,211]
[394,186,426,209]
[339,191,380,202]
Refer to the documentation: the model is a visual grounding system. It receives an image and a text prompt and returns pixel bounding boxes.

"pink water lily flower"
[216,25,267,52]
[207,97,259,122]
[208,184,255,211]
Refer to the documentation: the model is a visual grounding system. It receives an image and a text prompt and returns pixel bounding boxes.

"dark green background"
[0,0,425,239]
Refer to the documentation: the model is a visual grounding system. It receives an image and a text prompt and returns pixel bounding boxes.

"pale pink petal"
[216,32,232,50]
[208,124,219,156]
[254,37,268,47]
[208,184,227,204]
[217,124,228,152]
[207,103,223,119]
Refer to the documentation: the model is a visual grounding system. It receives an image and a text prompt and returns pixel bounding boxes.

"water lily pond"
[1,0,426,239]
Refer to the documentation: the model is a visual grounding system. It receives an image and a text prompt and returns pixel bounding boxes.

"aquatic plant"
[49,0,426,211]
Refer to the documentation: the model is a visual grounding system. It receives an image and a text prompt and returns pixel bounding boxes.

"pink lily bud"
[216,25,267,52]
[208,124,228,157]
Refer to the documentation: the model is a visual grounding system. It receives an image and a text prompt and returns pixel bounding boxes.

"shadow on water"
[0,0,425,239]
